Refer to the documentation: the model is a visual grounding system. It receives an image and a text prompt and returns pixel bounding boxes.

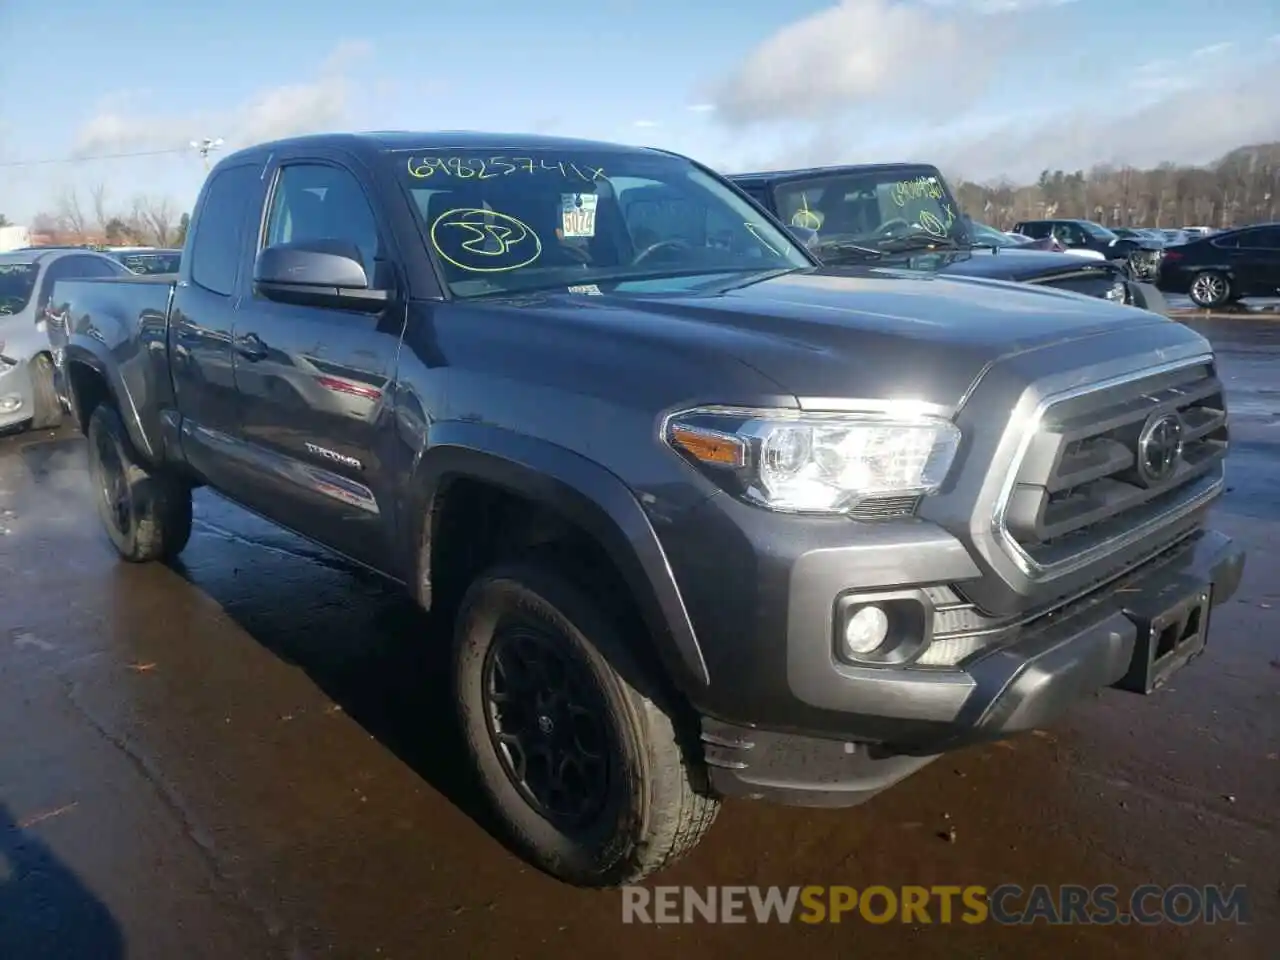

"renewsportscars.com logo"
[620,884,1252,925]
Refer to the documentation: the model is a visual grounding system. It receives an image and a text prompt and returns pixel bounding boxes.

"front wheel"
[87,404,192,562]
[453,561,719,887]
[1188,270,1231,308]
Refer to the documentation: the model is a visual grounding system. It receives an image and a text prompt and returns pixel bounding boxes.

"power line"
[0,147,192,168]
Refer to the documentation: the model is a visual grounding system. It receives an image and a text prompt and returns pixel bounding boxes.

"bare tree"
[129,195,177,246]
[90,183,111,233]
[30,212,59,236]
[55,187,88,238]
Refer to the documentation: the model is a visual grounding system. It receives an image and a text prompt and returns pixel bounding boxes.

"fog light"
[843,605,890,655]
[0,395,22,413]
[834,591,934,666]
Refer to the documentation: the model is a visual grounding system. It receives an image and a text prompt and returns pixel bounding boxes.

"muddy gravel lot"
[1,318,1277,959]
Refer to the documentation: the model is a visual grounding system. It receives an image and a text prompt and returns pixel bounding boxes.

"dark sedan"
[1156,223,1280,307]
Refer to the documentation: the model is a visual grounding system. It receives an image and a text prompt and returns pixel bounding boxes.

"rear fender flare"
[63,342,158,461]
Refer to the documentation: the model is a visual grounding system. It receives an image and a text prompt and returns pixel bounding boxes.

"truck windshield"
[770,168,968,260]
[394,150,811,298]
[1079,221,1119,242]
[0,261,38,316]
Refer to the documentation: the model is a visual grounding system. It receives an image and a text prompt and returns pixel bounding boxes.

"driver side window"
[1056,223,1086,246]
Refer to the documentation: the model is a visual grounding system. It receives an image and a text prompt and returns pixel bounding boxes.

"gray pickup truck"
[46,131,1244,888]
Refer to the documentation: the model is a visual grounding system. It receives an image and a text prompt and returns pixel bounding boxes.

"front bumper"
[658,494,1243,807]
[0,356,35,431]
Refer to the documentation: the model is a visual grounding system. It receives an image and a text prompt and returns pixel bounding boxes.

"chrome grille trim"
[990,353,1222,581]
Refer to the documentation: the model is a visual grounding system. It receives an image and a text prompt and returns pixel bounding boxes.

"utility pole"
[190,137,224,170]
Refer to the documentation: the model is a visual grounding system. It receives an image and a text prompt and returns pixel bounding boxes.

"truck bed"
[49,274,176,342]
[48,275,180,453]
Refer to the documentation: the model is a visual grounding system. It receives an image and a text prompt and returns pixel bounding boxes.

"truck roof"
[727,162,941,184]
[219,130,681,166]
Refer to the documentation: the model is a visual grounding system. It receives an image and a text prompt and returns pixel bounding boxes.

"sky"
[2,0,1279,226]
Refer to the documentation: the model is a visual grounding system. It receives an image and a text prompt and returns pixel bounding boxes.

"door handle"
[235,333,268,361]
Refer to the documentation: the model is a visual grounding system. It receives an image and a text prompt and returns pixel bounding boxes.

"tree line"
[951,142,1280,231]
[6,141,1280,245]
[21,184,190,248]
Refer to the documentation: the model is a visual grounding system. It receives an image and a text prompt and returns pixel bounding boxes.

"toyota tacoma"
[46,132,1244,888]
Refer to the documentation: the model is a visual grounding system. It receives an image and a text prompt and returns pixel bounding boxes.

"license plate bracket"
[1115,575,1213,694]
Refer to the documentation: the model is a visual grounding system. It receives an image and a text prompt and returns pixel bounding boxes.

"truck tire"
[87,404,192,562]
[29,354,63,430]
[453,560,719,887]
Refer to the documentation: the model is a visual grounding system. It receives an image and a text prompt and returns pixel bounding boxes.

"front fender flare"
[408,422,710,692]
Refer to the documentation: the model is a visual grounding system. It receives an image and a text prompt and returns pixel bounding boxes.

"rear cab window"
[189,164,263,296]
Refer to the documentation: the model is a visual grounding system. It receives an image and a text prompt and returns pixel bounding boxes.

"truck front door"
[230,157,406,571]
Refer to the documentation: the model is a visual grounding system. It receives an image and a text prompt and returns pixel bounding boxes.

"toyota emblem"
[1137,413,1184,485]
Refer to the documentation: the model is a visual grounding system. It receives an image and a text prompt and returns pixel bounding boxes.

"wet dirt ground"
[1,319,1277,960]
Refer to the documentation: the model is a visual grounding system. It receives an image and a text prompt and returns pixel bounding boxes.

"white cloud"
[706,0,1022,125]
[701,4,1280,186]
[920,0,1077,11]
[71,40,373,157]
[632,119,660,128]
[1191,41,1234,59]
[686,103,716,113]
[928,56,1280,182]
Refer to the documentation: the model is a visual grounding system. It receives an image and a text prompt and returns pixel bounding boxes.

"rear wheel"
[1188,270,1231,308]
[29,354,62,430]
[453,560,718,887]
[87,404,192,561]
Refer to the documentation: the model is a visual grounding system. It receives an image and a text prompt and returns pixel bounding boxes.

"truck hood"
[518,267,1187,407]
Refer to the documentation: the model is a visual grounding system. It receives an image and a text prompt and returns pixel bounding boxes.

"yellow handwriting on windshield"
[430,208,543,273]
[789,192,823,230]
[407,156,605,182]
[918,211,948,238]
[890,176,944,207]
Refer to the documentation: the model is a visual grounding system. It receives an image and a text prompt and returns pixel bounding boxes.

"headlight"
[1105,280,1127,302]
[663,406,962,514]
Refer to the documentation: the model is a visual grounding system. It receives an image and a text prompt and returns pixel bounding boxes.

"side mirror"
[785,224,819,249]
[254,240,389,312]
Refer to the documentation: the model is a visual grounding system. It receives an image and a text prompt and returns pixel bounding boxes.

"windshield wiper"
[877,232,964,253]
[811,239,884,262]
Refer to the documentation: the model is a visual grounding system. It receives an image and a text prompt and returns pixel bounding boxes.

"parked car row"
[34,130,1243,889]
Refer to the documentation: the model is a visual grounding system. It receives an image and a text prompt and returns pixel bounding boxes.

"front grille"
[998,359,1227,572]
[849,495,920,520]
